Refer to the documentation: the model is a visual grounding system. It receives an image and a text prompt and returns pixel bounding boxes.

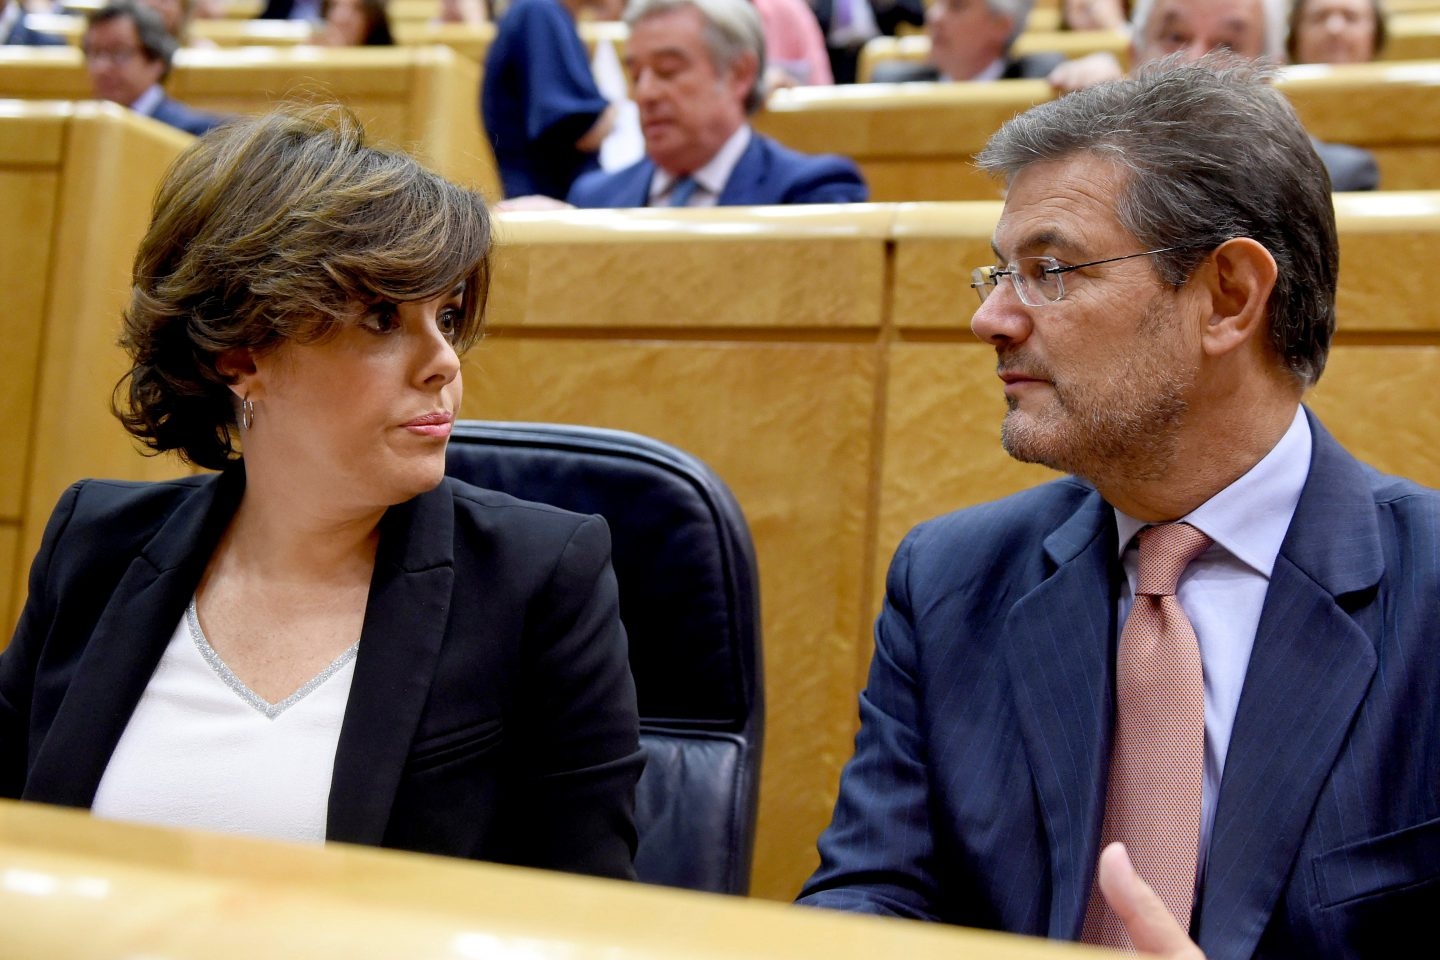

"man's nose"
[970,282,1034,347]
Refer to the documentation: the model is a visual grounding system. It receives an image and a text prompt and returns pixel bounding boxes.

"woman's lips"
[403,411,453,438]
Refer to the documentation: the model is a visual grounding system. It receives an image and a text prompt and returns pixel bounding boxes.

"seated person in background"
[482,0,620,200]
[1059,0,1128,29]
[83,1,225,137]
[1288,0,1384,63]
[137,0,220,47]
[0,105,643,880]
[3,0,63,44]
[258,0,322,23]
[870,0,1064,83]
[436,0,489,23]
[317,0,394,45]
[814,0,925,84]
[1047,0,1379,190]
[800,57,1440,959]
[755,0,833,86]
[567,0,867,206]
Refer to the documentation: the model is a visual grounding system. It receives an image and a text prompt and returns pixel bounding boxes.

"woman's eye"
[359,304,400,334]
[437,307,461,342]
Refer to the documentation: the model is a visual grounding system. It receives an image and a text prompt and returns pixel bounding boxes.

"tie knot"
[666,175,699,207]
[1135,522,1212,597]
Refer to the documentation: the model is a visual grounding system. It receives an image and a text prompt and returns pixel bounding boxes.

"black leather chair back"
[445,422,763,894]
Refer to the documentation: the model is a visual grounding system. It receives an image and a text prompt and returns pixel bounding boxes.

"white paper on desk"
[592,37,644,171]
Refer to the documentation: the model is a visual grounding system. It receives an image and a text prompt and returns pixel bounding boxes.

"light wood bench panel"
[0,46,499,198]
[0,798,1115,960]
[0,523,18,638]
[0,45,89,99]
[489,206,891,330]
[0,104,65,527]
[1306,346,1440,488]
[2,101,194,637]
[1281,61,1440,191]
[1384,12,1440,60]
[168,46,499,195]
[759,66,1440,199]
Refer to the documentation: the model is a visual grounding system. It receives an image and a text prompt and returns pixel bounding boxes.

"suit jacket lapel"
[25,471,241,806]
[1002,488,1118,939]
[1196,414,1383,958]
[326,481,455,845]
[716,134,767,206]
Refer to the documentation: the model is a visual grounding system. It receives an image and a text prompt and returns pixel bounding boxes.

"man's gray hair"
[624,0,767,114]
[1131,0,1288,59]
[986,0,1037,47]
[977,57,1338,387]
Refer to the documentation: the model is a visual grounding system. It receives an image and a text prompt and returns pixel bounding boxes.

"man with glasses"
[84,1,223,137]
[799,58,1436,958]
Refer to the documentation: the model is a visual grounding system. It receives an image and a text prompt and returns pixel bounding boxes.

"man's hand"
[1047,52,1125,93]
[1096,843,1207,960]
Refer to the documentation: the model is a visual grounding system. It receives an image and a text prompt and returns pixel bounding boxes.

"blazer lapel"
[25,472,241,806]
[1196,415,1383,958]
[716,134,767,206]
[1002,489,1118,939]
[326,482,455,845]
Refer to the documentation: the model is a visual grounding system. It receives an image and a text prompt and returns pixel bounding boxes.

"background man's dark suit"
[150,94,225,136]
[868,51,1063,82]
[568,131,868,207]
[800,412,1440,957]
[810,0,925,82]
[0,470,643,879]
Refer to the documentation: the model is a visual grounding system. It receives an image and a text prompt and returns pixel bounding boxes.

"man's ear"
[1196,237,1278,360]
[216,347,258,397]
[728,51,759,103]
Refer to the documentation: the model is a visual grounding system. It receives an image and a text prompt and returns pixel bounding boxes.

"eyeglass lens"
[971,258,1063,306]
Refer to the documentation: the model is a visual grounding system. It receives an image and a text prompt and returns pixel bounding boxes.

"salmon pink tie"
[1081,522,1212,950]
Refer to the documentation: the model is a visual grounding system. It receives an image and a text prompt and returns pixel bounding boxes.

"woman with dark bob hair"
[0,106,642,880]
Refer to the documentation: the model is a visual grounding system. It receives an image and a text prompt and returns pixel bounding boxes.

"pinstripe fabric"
[1081,523,1211,948]
[800,411,1440,958]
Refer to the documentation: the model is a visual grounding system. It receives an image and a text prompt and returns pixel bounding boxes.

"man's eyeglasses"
[970,246,1187,307]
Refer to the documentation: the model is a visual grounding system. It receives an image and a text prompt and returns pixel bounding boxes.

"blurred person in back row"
[1287,0,1384,63]
[2,0,64,44]
[869,0,1064,83]
[566,0,867,206]
[1046,0,1379,190]
[483,0,621,199]
[0,106,643,879]
[317,0,394,44]
[83,1,225,136]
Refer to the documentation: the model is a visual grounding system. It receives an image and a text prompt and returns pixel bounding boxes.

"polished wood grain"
[0,798,1109,960]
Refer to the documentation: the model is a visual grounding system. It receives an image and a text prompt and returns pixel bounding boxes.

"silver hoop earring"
[240,397,255,431]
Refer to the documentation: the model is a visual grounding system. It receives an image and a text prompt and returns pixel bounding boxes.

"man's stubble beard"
[998,296,1194,487]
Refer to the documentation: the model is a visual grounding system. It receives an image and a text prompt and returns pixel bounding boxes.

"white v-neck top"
[91,600,358,844]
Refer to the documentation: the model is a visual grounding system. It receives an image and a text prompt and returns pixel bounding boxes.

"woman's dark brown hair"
[114,104,492,470]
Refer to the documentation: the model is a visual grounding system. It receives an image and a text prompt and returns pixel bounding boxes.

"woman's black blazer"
[0,468,643,879]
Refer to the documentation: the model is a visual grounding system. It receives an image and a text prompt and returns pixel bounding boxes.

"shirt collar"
[129,84,166,116]
[943,56,1007,82]
[649,124,752,205]
[1114,405,1312,577]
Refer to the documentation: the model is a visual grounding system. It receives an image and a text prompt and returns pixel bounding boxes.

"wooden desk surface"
[0,799,1114,960]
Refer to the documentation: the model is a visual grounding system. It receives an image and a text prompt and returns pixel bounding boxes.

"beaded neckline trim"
[185,598,359,721]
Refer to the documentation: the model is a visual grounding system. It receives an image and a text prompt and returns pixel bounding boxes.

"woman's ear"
[216,348,258,398]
